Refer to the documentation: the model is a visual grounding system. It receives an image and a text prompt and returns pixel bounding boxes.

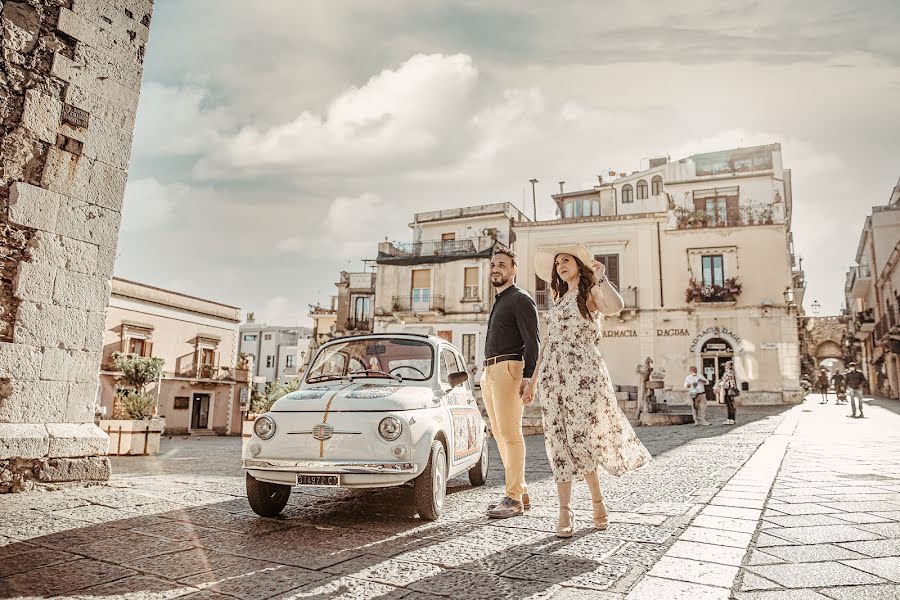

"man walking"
[482,247,539,519]
[831,369,847,404]
[684,366,711,426]
[845,362,869,418]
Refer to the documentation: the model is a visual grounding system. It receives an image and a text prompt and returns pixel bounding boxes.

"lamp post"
[783,287,795,314]
[811,299,821,316]
[529,178,538,221]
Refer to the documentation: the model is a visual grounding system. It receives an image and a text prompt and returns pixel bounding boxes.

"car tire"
[414,440,447,521]
[468,435,489,486]
[246,472,291,517]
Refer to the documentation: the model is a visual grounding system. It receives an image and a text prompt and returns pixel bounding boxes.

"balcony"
[846,265,872,300]
[673,205,780,230]
[180,365,238,381]
[378,237,494,263]
[391,295,445,313]
[855,308,876,332]
[536,287,639,313]
[685,278,742,305]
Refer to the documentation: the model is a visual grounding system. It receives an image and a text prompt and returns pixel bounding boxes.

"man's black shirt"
[484,285,540,378]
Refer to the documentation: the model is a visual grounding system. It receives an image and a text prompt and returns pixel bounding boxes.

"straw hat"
[534,244,593,283]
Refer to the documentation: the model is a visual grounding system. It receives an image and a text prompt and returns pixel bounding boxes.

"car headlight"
[378,416,402,441]
[254,415,276,440]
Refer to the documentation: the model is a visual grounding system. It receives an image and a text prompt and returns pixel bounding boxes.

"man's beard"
[491,274,511,287]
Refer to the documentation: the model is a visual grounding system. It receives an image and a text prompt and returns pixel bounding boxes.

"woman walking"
[816,369,830,404]
[523,245,651,538]
[720,361,739,425]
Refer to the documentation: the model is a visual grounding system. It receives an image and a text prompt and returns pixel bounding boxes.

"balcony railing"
[855,308,876,333]
[536,287,639,312]
[391,295,445,313]
[674,205,779,230]
[181,365,237,381]
[846,264,872,299]
[536,289,552,311]
[383,237,492,258]
[685,278,742,304]
[621,286,639,310]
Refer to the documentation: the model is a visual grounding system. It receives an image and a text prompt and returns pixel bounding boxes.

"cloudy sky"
[119,0,900,324]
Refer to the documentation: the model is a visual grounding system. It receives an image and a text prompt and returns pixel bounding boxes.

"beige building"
[99,278,248,435]
[515,143,805,406]
[373,203,529,374]
[844,176,900,399]
[334,270,376,336]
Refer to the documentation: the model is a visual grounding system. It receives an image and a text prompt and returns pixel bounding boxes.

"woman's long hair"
[550,254,595,320]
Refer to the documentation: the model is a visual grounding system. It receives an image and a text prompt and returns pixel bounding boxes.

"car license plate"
[296,474,340,487]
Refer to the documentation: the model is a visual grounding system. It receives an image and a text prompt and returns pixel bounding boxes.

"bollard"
[116,425,123,455]
[143,424,150,455]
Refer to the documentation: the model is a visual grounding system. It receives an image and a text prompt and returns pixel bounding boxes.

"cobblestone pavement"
[0,402,855,600]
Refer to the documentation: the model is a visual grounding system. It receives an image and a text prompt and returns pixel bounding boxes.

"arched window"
[651,175,663,195]
[636,180,648,200]
[621,184,634,203]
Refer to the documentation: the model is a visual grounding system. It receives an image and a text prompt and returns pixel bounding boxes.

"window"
[201,348,216,366]
[353,296,371,321]
[441,232,456,241]
[701,255,725,287]
[564,202,573,218]
[128,338,145,356]
[463,267,479,299]
[621,184,634,203]
[286,354,295,368]
[461,334,476,366]
[264,334,272,341]
[439,348,457,386]
[594,254,620,289]
[411,269,431,310]
[591,199,600,216]
[693,187,739,225]
[266,355,274,368]
[243,334,257,342]
[651,175,663,195]
[636,180,648,200]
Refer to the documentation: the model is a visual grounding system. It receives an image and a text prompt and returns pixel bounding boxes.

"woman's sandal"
[556,506,576,538]
[593,499,609,530]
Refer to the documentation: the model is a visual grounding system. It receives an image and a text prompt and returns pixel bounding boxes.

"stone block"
[41,146,92,198]
[75,42,144,91]
[67,380,99,422]
[13,261,57,303]
[40,347,77,381]
[64,84,136,131]
[0,342,42,379]
[8,182,63,232]
[0,423,50,459]
[27,231,99,275]
[37,456,110,482]
[85,119,134,170]
[95,247,118,277]
[51,52,140,113]
[55,196,121,248]
[83,309,107,352]
[87,159,127,211]
[14,301,88,350]
[71,351,102,383]
[0,379,69,422]
[21,89,63,144]
[46,423,108,458]
[53,270,111,311]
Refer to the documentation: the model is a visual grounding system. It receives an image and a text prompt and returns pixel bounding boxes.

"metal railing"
[346,318,372,331]
[391,295,446,313]
[674,205,778,230]
[536,287,639,311]
[385,237,491,258]
[845,264,872,292]
[621,286,639,309]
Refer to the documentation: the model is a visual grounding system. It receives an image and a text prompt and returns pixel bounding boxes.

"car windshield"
[306,338,434,382]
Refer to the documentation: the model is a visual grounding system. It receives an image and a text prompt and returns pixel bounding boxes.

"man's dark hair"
[491,247,517,266]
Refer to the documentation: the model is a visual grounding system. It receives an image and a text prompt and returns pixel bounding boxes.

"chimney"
[597,175,604,185]
[558,181,565,193]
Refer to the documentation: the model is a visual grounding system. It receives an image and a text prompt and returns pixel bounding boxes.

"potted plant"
[99,353,166,455]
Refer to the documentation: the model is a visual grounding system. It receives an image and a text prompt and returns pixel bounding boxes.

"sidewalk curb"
[625,406,802,600]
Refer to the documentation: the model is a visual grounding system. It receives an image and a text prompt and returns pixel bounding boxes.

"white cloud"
[132,82,231,157]
[257,296,310,327]
[120,178,180,232]
[195,53,478,178]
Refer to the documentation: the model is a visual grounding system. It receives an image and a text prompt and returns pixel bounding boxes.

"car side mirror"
[448,371,469,388]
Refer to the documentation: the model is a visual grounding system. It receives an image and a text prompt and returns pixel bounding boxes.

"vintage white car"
[242,333,489,520]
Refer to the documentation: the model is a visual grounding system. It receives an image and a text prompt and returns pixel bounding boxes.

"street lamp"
[529,178,539,221]
[783,287,795,314]
[811,300,821,315]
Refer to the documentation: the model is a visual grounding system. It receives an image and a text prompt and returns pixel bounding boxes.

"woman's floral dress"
[537,292,652,482]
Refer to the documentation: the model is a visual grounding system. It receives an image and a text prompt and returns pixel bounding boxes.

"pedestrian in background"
[684,366,711,426]
[816,368,830,404]
[845,362,869,418]
[720,361,739,425]
[831,369,847,404]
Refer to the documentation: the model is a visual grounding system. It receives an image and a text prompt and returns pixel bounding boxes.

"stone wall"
[0,0,153,492]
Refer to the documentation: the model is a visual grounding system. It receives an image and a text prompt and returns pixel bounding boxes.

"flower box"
[99,417,165,455]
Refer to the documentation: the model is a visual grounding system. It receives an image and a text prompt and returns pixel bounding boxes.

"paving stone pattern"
[0,406,787,599]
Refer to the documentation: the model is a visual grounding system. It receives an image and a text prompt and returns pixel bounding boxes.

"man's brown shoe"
[487,497,523,519]
[487,492,530,511]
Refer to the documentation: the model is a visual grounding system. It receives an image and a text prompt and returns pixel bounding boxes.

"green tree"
[111,352,165,419]
[251,378,301,414]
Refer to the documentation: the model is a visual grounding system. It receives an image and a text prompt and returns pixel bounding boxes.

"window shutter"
[411,269,430,289]
[145,341,153,358]
[693,196,705,212]
[464,267,478,286]
[726,196,740,224]
[606,255,620,289]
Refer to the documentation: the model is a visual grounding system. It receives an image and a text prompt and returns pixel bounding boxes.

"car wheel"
[414,440,447,521]
[468,434,489,486]
[246,472,291,517]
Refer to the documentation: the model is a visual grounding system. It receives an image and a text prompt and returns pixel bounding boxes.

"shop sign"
[605,329,638,338]
[760,342,777,350]
[657,328,690,337]
[689,326,743,353]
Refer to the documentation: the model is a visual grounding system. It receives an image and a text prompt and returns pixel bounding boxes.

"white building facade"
[238,322,312,392]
